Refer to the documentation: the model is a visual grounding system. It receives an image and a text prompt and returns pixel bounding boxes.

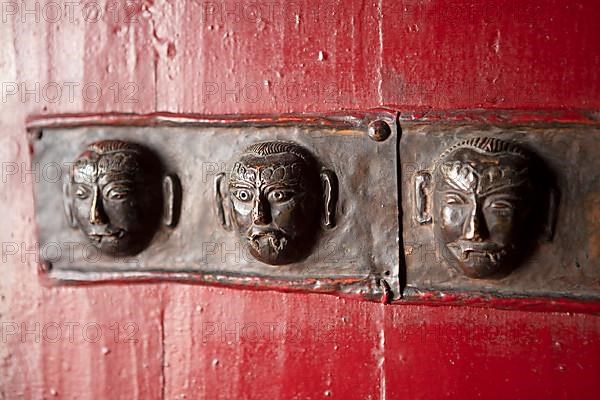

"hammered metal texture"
[401,122,600,300]
[30,113,400,301]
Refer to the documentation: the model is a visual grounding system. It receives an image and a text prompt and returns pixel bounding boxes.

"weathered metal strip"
[28,112,400,302]
[27,112,600,309]
[400,121,600,302]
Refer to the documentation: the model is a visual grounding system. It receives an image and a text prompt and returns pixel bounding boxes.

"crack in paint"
[377,0,384,104]
[378,308,386,400]
[160,306,165,400]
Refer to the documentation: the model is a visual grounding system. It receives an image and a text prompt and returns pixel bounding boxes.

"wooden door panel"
[385,306,600,399]
[1,0,599,399]
[163,289,384,399]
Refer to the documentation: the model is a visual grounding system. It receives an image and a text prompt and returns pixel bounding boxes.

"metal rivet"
[368,120,391,142]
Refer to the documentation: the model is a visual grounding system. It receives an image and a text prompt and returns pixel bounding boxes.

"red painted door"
[1,1,599,399]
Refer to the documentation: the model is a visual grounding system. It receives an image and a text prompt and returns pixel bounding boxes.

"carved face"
[433,145,532,278]
[68,141,161,256]
[228,142,321,265]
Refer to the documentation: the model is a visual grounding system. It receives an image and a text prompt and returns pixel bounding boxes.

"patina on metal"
[415,137,542,279]
[27,111,400,302]
[400,121,600,302]
[64,140,180,256]
[26,111,600,308]
[216,141,338,266]
[367,120,392,142]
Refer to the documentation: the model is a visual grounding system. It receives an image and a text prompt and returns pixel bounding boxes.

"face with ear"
[64,140,179,256]
[415,138,536,279]
[216,141,337,266]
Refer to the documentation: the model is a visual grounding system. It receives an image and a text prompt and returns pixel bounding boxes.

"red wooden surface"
[1,0,599,399]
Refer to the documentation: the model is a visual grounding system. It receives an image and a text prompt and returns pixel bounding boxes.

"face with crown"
[432,142,533,278]
[227,142,321,265]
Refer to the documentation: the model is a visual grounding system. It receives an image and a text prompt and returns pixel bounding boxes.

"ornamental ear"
[542,187,559,242]
[214,172,232,231]
[62,174,77,228]
[162,174,182,228]
[320,169,338,230]
[415,171,432,225]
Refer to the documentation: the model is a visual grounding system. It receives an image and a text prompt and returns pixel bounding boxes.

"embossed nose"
[251,196,272,225]
[89,187,108,225]
[463,204,487,241]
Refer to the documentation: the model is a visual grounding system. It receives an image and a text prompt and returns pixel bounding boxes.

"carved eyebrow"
[484,192,521,199]
[229,181,255,189]
[73,182,93,192]
[263,179,302,189]
[479,181,528,197]
[97,172,137,183]
[263,184,302,194]
[101,180,135,195]
[441,190,471,204]
[102,180,133,186]
[442,190,468,197]
[98,174,136,185]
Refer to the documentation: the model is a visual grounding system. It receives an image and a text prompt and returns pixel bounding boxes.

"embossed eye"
[489,200,515,210]
[108,189,131,201]
[233,189,253,202]
[444,193,464,205]
[75,185,90,199]
[269,190,294,203]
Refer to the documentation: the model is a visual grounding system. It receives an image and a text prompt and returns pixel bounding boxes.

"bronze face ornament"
[63,140,180,256]
[415,137,547,279]
[215,141,338,266]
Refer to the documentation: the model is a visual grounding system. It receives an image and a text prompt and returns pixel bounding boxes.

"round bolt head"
[368,120,391,142]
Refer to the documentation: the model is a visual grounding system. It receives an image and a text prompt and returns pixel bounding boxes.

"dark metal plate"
[28,112,400,302]
[27,111,600,309]
[400,122,600,301]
